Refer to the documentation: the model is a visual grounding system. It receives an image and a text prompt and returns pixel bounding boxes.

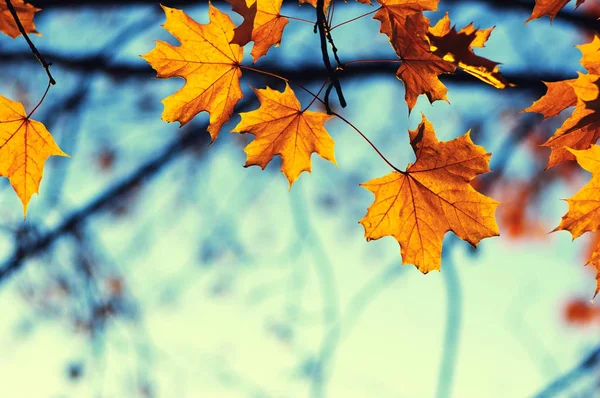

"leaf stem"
[303,80,330,111]
[5,0,55,85]
[279,14,314,24]
[240,65,326,105]
[330,111,403,173]
[241,66,401,173]
[27,82,51,119]
[330,8,379,31]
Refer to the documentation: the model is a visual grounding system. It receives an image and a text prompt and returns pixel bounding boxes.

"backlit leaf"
[524,36,600,168]
[554,145,600,297]
[232,84,335,187]
[359,115,499,273]
[0,94,67,216]
[228,0,289,62]
[142,4,244,141]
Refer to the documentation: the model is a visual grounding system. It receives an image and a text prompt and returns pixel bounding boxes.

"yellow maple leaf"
[0,0,39,38]
[142,4,244,141]
[228,0,289,62]
[359,115,499,273]
[232,83,335,187]
[554,145,600,297]
[524,36,600,168]
[0,94,67,216]
[526,0,586,23]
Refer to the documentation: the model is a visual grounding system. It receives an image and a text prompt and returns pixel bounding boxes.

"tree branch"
[0,49,577,95]
[28,0,598,33]
[0,119,214,282]
[316,0,346,112]
[533,345,600,397]
[6,0,55,85]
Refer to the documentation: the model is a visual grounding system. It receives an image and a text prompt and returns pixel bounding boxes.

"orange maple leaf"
[373,0,449,111]
[554,145,600,297]
[0,95,67,216]
[232,84,336,187]
[374,5,508,111]
[142,4,244,141]
[359,115,499,273]
[524,36,600,168]
[0,0,39,38]
[228,0,289,62]
[526,0,586,23]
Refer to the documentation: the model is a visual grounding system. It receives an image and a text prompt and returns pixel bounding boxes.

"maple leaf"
[359,115,499,273]
[429,12,493,49]
[0,95,67,216]
[232,83,335,187]
[0,0,39,38]
[553,145,600,297]
[373,0,450,110]
[228,0,289,62]
[142,4,244,141]
[523,80,577,119]
[526,0,586,23]
[524,36,600,168]
[374,6,508,111]
[428,13,511,90]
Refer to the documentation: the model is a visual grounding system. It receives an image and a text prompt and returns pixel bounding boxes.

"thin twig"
[330,111,403,172]
[26,82,51,118]
[330,8,379,31]
[5,0,55,85]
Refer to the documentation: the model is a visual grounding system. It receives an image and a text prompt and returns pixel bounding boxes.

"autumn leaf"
[374,5,508,111]
[429,12,493,48]
[526,0,586,23]
[142,4,244,141]
[0,94,67,216]
[524,36,600,168]
[359,115,499,273]
[0,0,39,38]
[523,80,577,119]
[428,13,511,90]
[553,145,600,297]
[373,0,450,110]
[232,83,335,187]
[228,0,289,62]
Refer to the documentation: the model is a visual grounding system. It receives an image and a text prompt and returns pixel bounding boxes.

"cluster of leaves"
[524,37,600,296]
[141,0,510,273]
[1,0,599,296]
[139,0,600,296]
